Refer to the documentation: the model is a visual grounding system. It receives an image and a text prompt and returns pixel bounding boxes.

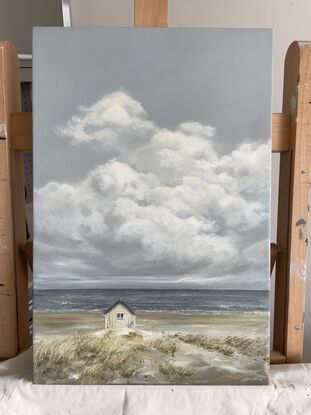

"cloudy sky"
[33,28,272,290]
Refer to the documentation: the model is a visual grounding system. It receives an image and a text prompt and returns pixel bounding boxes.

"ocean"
[34,289,269,315]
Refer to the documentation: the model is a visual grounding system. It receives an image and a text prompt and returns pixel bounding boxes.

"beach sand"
[34,311,268,337]
[33,311,269,385]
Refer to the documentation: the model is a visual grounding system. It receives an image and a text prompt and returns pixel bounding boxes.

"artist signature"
[241,376,266,383]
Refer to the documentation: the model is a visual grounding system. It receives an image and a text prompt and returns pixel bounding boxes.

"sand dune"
[33,311,269,385]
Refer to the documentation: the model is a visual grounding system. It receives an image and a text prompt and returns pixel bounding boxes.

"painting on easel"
[33,28,272,385]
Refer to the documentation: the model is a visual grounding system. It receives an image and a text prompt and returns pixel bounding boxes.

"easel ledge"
[8,112,292,153]
[1,0,310,365]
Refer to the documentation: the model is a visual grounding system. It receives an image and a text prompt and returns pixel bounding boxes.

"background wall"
[0,0,62,54]
[0,0,310,361]
[69,0,133,26]
[0,0,62,81]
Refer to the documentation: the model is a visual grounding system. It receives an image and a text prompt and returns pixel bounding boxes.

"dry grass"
[34,330,268,384]
[147,337,177,357]
[81,348,141,383]
[159,362,193,383]
[34,331,142,384]
[34,331,179,383]
[131,343,149,353]
[175,334,268,360]
[125,331,143,341]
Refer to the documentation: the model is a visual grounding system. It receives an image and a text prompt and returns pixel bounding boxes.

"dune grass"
[34,331,143,384]
[147,337,177,357]
[175,333,269,361]
[34,330,268,384]
[159,362,193,383]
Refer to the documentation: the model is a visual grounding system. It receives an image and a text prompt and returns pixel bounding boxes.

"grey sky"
[33,28,272,290]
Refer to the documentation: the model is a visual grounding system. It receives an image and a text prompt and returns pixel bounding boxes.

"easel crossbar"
[9,112,291,153]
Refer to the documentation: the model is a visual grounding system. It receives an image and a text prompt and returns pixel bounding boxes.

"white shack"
[103,300,136,329]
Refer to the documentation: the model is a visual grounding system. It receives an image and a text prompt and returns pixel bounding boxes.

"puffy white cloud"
[35,91,270,289]
[57,91,155,157]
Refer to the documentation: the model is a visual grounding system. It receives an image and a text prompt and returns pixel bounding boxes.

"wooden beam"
[10,112,32,151]
[134,0,168,27]
[274,147,292,355]
[274,42,311,363]
[23,240,33,272]
[270,350,286,364]
[270,243,278,275]
[0,42,30,359]
[11,137,30,352]
[0,42,20,358]
[8,112,290,154]
[272,113,291,152]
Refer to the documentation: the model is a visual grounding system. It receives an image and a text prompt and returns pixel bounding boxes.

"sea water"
[34,289,269,314]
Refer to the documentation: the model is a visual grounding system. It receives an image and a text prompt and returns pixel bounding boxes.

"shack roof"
[103,299,136,315]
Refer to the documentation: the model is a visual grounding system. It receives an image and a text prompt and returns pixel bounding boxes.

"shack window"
[117,313,124,319]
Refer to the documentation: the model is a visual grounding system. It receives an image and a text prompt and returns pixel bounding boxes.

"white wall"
[0,0,62,55]
[69,0,133,27]
[0,0,62,81]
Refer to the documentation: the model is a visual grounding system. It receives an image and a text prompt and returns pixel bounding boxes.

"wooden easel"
[0,0,309,364]
[0,42,30,358]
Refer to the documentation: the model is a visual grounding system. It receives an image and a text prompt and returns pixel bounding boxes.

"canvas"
[33,28,272,385]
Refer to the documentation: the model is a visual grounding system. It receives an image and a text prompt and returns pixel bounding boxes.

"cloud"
[57,91,155,158]
[35,91,270,289]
